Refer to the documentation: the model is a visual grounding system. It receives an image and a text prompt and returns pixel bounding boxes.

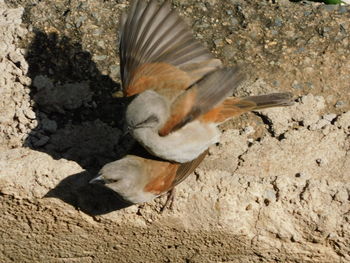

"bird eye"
[105,178,119,184]
[144,115,159,124]
[136,115,159,127]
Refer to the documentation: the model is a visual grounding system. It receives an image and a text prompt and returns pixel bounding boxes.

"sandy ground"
[0,0,350,262]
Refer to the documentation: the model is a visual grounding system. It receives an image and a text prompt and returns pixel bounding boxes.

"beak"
[112,90,124,98]
[89,176,106,185]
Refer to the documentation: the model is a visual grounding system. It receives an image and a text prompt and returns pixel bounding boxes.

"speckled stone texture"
[1,0,350,262]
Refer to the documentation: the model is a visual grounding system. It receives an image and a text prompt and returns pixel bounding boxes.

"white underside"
[123,189,157,204]
[133,120,220,163]
[110,181,156,204]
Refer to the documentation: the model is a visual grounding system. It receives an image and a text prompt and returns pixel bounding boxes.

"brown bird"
[121,0,246,163]
[91,93,293,204]
[90,0,293,204]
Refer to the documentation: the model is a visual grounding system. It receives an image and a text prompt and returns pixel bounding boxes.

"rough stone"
[0,1,350,262]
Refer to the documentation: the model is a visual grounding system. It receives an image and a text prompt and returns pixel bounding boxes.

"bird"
[120,0,292,163]
[119,0,248,163]
[90,92,293,204]
[90,145,208,205]
[89,0,294,205]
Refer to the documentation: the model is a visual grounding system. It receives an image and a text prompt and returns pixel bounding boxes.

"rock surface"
[0,0,350,262]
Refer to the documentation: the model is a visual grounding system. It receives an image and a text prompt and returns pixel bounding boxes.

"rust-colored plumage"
[90,0,294,204]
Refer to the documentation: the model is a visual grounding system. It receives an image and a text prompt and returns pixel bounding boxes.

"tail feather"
[241,92,294,110]
[200,92,294,124]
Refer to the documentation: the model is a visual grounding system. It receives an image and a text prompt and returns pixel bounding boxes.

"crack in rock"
[299,180,310,202]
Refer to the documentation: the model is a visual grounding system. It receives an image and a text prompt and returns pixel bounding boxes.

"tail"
[199,92,294,124]
[239,92,294,110]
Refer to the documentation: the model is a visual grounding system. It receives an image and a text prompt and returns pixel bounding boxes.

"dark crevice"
[270,177,280,201]
[253,112,275,137]
[299,180,310,202]
[277,133,286,141]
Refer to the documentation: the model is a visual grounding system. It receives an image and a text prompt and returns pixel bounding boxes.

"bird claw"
[160,188,176,213]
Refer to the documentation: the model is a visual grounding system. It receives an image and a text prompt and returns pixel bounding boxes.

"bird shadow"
[45,171,132,215]
[24,30,134,215]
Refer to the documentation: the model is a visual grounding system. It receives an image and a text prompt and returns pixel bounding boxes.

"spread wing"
[159,67,246,135]
[119,0,221,96]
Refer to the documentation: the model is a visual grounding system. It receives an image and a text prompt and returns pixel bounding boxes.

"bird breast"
[132,120,220,163]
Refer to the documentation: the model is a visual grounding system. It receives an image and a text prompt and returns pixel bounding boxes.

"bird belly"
[133,121,220,163]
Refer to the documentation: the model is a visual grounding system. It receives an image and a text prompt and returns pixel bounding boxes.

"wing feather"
[159,67,246,135]
[119,0,221,94]
[171,150,208,188]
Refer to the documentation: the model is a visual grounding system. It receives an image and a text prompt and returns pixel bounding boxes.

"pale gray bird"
[91,92,293,204]
[119,0,247,163]
[89,0,294,204]
[91,150,207,204]
[120,0,293,163]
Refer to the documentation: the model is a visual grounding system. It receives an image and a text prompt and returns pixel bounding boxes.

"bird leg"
[160,188,176,212]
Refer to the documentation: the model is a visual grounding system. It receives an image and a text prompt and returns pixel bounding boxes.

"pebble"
[323,5,338,12]
[214,39,224,48]
[93,54,107,61]
[109,65,120,78]
[92,29,103,36]
[292,81,302,89]
[309,119,329,130]
[18,75,32,86]
[274,17,283,27]
[75,16,86,28]
[264,189,276,201]
[23,108,36,119]
[243,126,255,135]
[231,18,239,25]
[323,113,337,122]
[335,101,345,108]
[97,40,105,48]
[272,80,280,87]
[304,11,312,16]
[207,0,217,6]
[271,30,278,36]
[305,82,313,89]
[29,120,38,129]
[338,6,347,14]
[324,26,332,33]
